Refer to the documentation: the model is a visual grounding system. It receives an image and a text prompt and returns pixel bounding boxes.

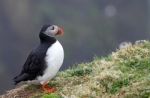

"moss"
[60,64,92,77]
[70,67,92,76]
[41,93,62,98]
[109,78,130,94]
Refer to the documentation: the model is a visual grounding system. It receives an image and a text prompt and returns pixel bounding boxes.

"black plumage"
[13,25,56,84]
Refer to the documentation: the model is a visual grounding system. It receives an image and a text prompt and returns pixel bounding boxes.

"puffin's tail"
[13,73,29,85]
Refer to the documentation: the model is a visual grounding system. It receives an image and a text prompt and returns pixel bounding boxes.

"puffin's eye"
[50,26,55,30]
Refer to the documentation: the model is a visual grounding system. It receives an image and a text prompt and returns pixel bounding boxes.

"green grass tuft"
[69,67,92,76]
[109,78,130,94]
[41,93,62,98]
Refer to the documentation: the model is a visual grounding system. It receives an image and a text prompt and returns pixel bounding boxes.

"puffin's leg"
[42,83,56,93]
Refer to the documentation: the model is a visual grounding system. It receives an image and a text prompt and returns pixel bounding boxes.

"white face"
[45,25,59,37]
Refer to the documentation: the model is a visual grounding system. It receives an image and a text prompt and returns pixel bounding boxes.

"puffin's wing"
[14,52,42,84]
[23,52,41,74]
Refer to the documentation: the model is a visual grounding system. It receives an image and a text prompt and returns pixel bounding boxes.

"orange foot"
[42,83,56,93]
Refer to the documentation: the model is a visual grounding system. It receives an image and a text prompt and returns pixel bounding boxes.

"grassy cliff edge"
[1,40,150,98]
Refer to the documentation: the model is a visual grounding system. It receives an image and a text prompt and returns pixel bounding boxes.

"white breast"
[37,40,64,84]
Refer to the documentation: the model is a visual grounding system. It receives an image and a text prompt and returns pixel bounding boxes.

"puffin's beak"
[56,27,64,36]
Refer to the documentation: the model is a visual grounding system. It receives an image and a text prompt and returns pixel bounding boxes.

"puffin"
[13,24,64,93]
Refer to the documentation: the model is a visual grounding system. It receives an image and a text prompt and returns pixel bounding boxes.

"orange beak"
[56,27,64,36]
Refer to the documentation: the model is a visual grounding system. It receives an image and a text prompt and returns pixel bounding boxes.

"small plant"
[41,93,62,98]
[109,79,130,94]
[70,67,92,76]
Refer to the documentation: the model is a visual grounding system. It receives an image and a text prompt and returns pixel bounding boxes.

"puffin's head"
[40,24,64,38]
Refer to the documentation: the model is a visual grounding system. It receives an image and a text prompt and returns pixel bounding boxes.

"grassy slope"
[1,40,150,98]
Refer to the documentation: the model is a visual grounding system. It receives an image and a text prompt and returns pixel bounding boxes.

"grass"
[41,93,62,98]
[1,40,150,98]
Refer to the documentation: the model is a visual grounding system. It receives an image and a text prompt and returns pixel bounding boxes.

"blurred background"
[0,0,149,94]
